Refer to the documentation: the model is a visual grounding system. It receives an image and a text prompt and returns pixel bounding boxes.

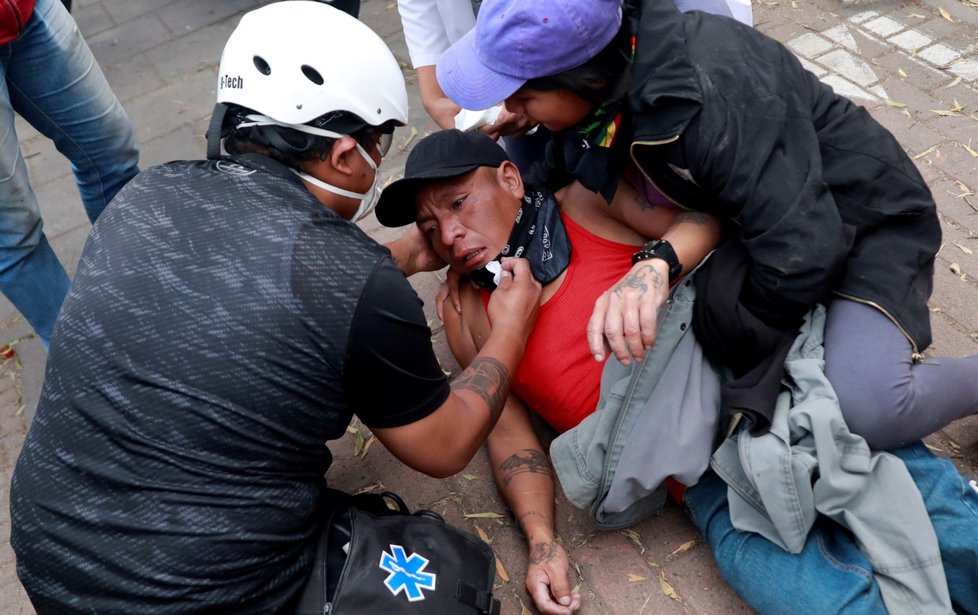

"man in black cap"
[377,129,575,292]
[374,128,978,615]
[380,128,583,614]
[375,128,719,615]
[377,128,510,228]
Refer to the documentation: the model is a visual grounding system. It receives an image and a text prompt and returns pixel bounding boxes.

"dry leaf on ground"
[670,540,698,558]
[495,556,510,582]
[953,181,975,197]
[620,528,646,554]
[659,574,680,600]
[914,144,939,159]
[475,524,492,544]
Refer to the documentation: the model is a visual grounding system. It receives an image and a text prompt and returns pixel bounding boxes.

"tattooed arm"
[488,396,581,614]
[587,180,723,365]
[373,259,541,478]
[440,277,580,613]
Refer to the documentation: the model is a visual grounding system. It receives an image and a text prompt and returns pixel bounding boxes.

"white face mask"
[294,143,381,223]
[236,114,384,222]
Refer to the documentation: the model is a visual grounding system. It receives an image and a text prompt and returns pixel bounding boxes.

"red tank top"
[484,211,638,433]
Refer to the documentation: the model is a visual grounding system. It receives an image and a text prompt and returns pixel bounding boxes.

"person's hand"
[406,223,447,273]
[486,258,541,341]
[388,224,446,276]
[525,538,581,614]
[587,258,670,365]
[435,268,464,323]
[478,107,537,140]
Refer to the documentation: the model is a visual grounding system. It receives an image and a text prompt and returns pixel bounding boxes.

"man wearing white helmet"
[9,2,540,613]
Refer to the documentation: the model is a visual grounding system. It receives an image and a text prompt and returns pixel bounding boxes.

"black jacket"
[631,0,941,352]
[541,0,941,353]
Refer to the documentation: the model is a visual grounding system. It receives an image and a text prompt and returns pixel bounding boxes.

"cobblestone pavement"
[1,0,977,613]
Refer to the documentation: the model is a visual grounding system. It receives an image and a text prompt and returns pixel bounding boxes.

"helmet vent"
[253,56,272,76]
[301,65,325,86]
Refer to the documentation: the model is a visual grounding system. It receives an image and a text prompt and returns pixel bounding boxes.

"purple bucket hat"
[437,0,623,111]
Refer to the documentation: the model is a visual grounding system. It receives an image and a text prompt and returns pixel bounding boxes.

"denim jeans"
[684,442,978,614]
[0,0,138,347]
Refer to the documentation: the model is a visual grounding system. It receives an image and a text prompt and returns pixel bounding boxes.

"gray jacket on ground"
[550,279,950,613]
[712,306,950,614]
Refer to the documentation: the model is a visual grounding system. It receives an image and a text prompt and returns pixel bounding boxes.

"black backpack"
[295,489,501,615]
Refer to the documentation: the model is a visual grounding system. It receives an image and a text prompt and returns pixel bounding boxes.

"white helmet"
[216,1,408,128]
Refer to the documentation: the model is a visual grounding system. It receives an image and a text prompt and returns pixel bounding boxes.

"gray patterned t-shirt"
[10,155,449,613]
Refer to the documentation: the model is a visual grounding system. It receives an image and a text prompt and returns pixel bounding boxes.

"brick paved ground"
[1,0,977,613]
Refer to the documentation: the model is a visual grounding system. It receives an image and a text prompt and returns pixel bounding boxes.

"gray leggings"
[824,298,978,449]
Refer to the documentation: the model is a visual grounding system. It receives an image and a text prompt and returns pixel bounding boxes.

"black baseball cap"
[376,129,509,227]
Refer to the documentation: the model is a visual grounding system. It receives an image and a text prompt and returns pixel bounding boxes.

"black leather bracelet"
[631,239,683,283]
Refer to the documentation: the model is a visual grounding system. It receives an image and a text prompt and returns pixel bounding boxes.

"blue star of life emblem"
[379,544,437,601]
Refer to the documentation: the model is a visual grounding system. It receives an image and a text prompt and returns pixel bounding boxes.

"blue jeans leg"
[892,443,978,614]
[683,471,888,615]
[0,0,138,346]
[0,53,71,348]
[10,0,139,221]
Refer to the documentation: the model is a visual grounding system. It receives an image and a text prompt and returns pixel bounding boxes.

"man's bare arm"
[487,397,580,614]
[373,259,541,478]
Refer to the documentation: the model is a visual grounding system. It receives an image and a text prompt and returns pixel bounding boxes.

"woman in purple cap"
[434,0,978,612]
[436,0,978,455]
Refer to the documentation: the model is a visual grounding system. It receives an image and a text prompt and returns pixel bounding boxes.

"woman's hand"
[587,258,670,365]
[478,107,538,140]
[525,536,581,614]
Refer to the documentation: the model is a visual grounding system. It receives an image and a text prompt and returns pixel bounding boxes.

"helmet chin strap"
[206,103,229,160]
[236,114,350,140]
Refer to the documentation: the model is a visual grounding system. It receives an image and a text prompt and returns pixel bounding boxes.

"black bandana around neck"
[560,34,637,203]
[468,188,571,291]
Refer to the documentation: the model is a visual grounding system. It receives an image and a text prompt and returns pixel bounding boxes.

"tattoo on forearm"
[676,211,712,225]
[451,357,509,423]
[613,263,664,299]
[499,449,554,486]
[529,540,560,565]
